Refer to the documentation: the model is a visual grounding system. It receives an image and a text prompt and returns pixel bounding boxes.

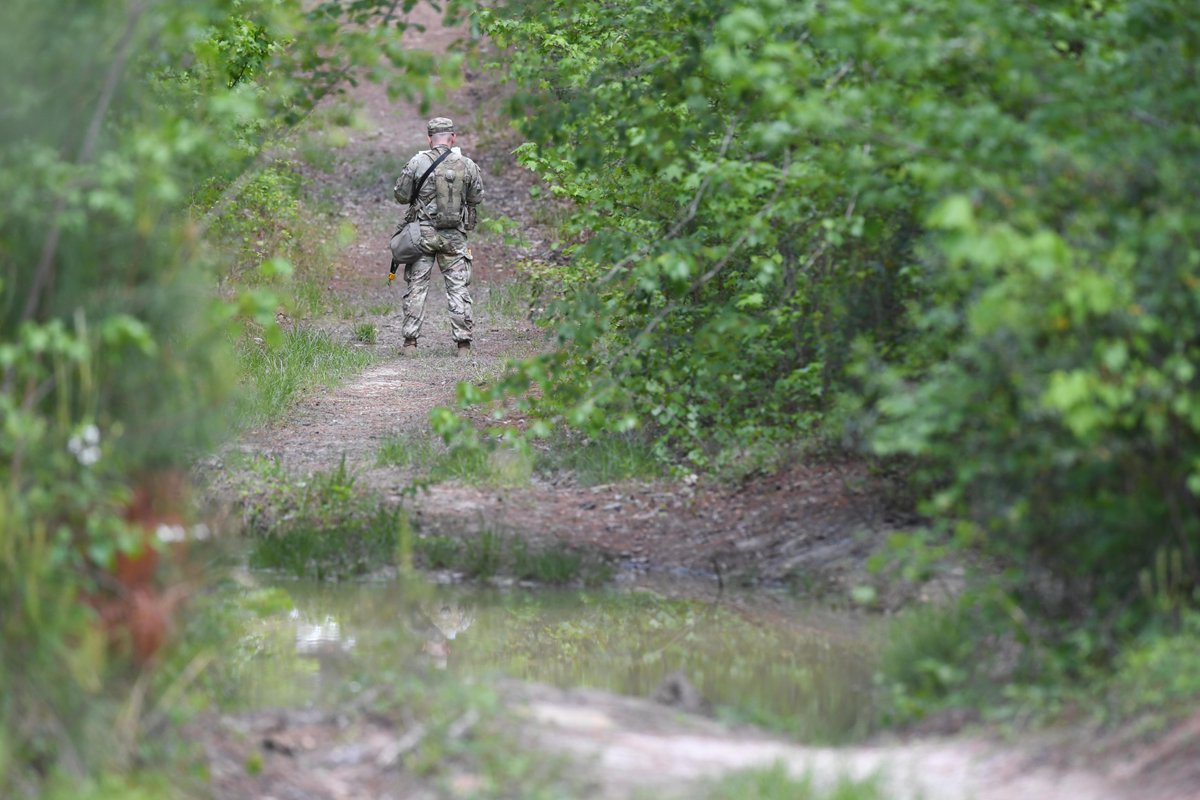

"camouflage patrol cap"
[427,117,455,135]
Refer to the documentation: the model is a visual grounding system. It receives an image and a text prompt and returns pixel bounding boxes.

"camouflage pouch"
[389,221,424,265]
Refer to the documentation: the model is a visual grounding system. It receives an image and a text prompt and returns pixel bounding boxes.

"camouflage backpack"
[431,154,469,229]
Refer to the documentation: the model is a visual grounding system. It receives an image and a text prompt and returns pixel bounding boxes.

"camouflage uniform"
[393,117,485,345]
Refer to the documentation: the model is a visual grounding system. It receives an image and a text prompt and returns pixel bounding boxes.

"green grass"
[352,321,377,344]
[480,279,530,320]
[376,432,440,469]
[377,434,533,487]
[437,446,533,487]
[513,541,584,585]
[707,765,882,800]
[237,328,373,425]
[295,133,337,172]
[536,431,662,486]
[41,772,187,800]
[463,531,505,580]
[415,535,461,569]
[412,530,608,586]
[242,446,606,586]
[249,506,404,580]
[348,153,407,192]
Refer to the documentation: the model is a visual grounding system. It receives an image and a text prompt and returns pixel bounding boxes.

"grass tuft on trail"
[377,432,534,487]
[535,431,662,486]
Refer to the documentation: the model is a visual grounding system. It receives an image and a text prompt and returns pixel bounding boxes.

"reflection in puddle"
[236,579,881,742]
[291,611,356,656]
[408,602,475,669]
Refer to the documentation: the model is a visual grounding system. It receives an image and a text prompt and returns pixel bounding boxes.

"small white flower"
[155,524,187,544]
[68,426,102,466]
[191,523,212,541]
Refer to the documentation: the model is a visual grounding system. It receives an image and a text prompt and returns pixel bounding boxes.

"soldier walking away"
[393,117,484,355]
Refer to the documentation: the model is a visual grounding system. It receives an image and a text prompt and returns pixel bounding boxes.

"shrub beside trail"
[470,0,1200,714]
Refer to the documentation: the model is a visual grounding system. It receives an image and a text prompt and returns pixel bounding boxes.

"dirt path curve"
[511,683,1128,800]
[211,6,1153,800]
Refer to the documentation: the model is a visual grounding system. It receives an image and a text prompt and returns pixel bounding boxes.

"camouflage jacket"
[393,145,484,233]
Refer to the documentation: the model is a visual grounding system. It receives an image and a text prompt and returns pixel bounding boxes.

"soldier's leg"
[439,231,474,343]
[402,254,436,341]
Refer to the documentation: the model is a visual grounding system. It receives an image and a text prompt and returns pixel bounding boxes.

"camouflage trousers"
[401,226,473,343]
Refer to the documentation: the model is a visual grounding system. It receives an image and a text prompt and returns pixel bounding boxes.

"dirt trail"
[208,6,1158,800]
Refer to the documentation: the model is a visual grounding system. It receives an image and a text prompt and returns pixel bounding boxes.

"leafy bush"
[469,0,1200,640]
[1104,609,1200,727]
[0,0,449,792]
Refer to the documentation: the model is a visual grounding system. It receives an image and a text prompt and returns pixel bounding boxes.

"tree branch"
[21,3,146,323]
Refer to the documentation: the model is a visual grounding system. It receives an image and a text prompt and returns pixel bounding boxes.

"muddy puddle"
[222,575,882,743]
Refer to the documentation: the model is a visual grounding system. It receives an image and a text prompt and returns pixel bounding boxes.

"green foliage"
[1102,608,1200,728]
[708,765,882,800]
[471,0,919,465]
[876,602,981,724]
[467,0,1200,650]
[204,166,303,272]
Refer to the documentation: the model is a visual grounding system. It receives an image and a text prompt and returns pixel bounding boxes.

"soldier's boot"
[403,337,418,354]
[456,340,471,357]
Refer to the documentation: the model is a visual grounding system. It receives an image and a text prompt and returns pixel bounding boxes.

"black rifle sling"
[392,147,455,274]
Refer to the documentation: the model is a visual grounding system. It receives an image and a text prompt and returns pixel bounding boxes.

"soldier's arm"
[463,161,484,231]
[393,157,419,205]
[465,160,485,207]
